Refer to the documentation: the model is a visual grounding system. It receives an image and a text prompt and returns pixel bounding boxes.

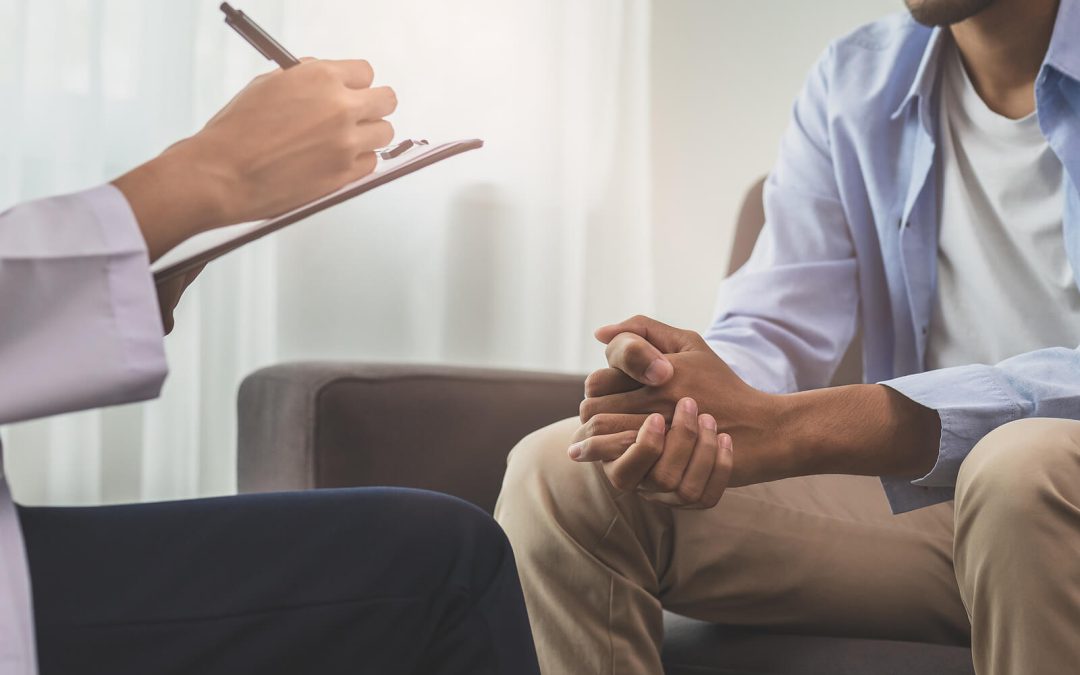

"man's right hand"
[114,59,397,261]
[569,399,735,510]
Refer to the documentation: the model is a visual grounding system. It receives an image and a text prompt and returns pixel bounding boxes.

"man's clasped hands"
[571,315,796,509]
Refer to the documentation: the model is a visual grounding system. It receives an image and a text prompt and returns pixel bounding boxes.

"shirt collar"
[1045,0,1080,83]
[891,0,1080,121]
[890,25,948,121]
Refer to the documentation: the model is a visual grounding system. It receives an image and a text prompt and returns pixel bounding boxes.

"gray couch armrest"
[237,362,585,513]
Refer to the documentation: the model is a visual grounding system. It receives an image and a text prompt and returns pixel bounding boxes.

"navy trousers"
[18,488,540,675]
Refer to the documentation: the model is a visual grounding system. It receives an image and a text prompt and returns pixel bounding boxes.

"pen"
[220,2,301,69]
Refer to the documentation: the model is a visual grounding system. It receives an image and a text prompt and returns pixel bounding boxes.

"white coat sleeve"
[0,184,168,426]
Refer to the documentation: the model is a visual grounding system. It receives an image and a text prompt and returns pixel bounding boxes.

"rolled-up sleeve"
[880,346,1080,512]
[0,184,168,426]
[706,44,859,395]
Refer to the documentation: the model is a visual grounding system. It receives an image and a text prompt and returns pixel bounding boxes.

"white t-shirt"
[927,40,1080,370]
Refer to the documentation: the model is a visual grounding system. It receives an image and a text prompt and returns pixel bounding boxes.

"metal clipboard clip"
[378,139,430,160]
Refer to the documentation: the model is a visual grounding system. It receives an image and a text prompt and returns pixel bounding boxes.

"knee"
[497,417,588,517]
[955,418,1080,540]
[397,490,515,586]
[417,490,509,552]
[495,417,618,557]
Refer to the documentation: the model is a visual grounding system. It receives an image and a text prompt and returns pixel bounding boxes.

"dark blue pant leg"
[19,488,539,675]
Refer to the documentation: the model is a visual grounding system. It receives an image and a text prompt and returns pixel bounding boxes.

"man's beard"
[905,0,997,26]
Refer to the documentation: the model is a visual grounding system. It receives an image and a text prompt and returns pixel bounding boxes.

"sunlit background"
[1,0,897,505]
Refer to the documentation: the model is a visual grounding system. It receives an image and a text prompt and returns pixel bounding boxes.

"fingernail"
[644,358,672,385]
[720,434,732,451]
[568,442,583,460]
[680,398,697,416]
[648,413,665,432]
[701,414,716,431]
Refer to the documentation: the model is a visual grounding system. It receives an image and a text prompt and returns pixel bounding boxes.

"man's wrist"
[772,390,823,477]
[773,384,941,479]
[726,391,804,486]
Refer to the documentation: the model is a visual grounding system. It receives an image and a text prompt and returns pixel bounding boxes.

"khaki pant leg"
[496,417,969,675]
[954,418,1080,675]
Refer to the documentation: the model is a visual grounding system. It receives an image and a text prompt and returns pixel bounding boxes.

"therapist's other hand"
[570,403,733,509]
[577,315,790,486]
[156,266,204,335]
[114,59,397,261]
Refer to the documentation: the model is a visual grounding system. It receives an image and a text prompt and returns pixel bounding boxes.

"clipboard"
[151,138,484,283]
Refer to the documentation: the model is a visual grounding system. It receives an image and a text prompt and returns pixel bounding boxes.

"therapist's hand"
[114,59,397,261]
[575,315,792,487]
[156,266,204,335]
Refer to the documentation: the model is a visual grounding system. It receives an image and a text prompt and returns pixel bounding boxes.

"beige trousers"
[494,417,1080,675]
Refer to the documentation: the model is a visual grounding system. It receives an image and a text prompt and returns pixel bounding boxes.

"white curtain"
[0,0,655,505]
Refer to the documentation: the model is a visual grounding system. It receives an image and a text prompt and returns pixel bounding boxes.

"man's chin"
[905,0,997,26]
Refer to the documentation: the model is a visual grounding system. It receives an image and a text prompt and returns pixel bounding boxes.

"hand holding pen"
[111,4,396,261]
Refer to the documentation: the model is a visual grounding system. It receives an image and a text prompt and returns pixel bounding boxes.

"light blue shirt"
[705,1,1080,513]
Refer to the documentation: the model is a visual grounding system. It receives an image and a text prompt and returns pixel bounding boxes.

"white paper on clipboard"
[151,138,483,283]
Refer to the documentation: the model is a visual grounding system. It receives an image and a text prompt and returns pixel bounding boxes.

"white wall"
[649,0,899,331]
[273,0,907,367]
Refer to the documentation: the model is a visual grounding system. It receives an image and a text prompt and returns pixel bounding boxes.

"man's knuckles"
[647,467,684,492]
[580,388,653,420]
[606,468,637,492]
[607,447,660,490]
[579,415,614,438]
[592,414,649,437]
[578,397,597,422]
[673,479,709,503]
[570,430,637,461]
[584,368,641,398]
[583,370,605,397]
[605,333,652,369]
[622,336,655,365]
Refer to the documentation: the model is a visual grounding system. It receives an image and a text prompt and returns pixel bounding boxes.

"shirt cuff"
[82,184,169,393]
[878,365,1023,512]
[90,183,149,255]
[879,476,954,514]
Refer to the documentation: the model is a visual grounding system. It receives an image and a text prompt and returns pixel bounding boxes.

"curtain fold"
[0,0,654,506]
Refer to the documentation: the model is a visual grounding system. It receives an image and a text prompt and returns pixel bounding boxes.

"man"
[1,59,539,674]
[495,0,1080,673]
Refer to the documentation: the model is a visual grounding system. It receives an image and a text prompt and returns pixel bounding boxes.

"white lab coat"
[0,185,168,675]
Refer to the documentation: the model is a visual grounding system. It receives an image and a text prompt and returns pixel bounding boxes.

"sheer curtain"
[0,0,654,505]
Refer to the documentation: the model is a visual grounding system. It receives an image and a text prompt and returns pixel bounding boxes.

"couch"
[236,180,975,675]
